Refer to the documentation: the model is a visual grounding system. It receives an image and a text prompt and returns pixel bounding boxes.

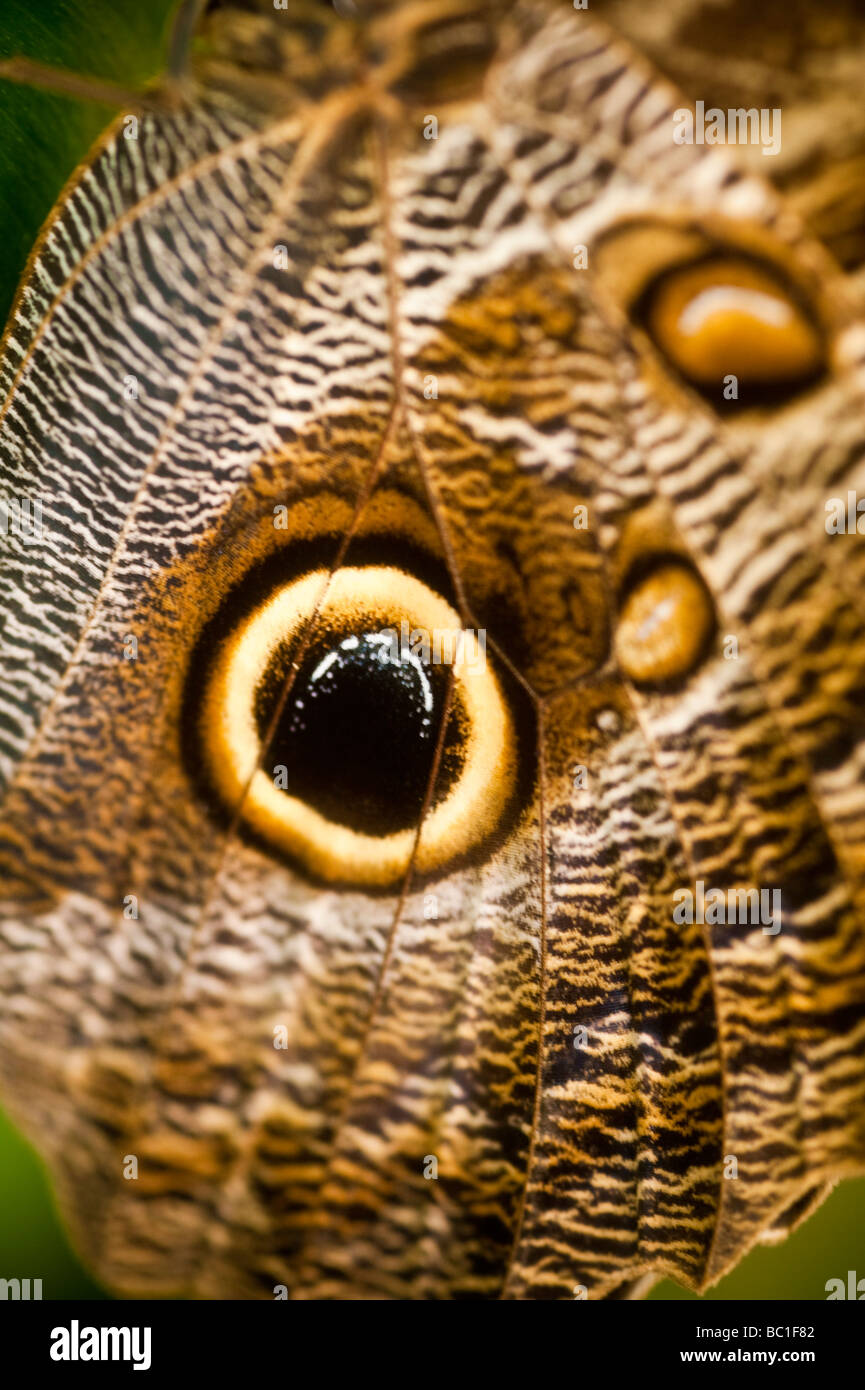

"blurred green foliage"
[0,1108,107,1298]
[650,1179,865,1300]
[0,0,180,327]
[0,0,863,1303]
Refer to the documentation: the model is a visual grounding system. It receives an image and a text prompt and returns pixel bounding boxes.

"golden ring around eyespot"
[646,257,823,388]
[198,566,517,887]
[615,561,715,687]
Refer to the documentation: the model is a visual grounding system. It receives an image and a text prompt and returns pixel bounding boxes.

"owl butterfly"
[0,0,864,1302]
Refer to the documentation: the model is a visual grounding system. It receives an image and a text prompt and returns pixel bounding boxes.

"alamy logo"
[0,1277,42,1299]
[50,1321,152,1371]
[825,1271,865,1299]
[673,102,782,157]
[376,620,487,672]
[0,496,43,542]
[825,491,865,534]
[673,880,782,935]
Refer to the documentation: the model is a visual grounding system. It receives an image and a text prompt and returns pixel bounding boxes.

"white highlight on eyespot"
[198,566,517,887]
[677,285,790,337]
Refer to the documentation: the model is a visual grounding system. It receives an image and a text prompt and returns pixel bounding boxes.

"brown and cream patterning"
[0,0,864,1299]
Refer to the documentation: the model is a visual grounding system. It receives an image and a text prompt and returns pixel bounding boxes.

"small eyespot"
[615,560,715,688]
[190,564,520,888]
[640,256,823,402]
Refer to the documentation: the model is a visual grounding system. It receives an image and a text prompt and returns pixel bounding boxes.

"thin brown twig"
[0,56,174,111]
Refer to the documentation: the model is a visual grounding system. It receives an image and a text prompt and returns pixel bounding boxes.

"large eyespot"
[615,559,716,688]
[639,255,824,403]
[190,564,520,888]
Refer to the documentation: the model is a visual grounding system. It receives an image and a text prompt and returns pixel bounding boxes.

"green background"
[0,0,179,327]
[0,0,862,1301]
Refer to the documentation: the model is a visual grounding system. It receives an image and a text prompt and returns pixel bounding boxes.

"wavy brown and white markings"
[0,0,862,1299]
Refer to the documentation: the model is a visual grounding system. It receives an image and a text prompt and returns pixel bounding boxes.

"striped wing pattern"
[0,0,863,1297]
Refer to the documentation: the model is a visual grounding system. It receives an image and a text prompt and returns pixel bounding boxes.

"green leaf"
[0,1107,109,1298]
[0,0,181,327]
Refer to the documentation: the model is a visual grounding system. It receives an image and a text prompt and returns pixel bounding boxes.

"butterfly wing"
[0,0,863,1300]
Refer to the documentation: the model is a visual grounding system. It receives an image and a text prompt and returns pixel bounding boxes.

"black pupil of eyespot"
[254,630,463,836]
